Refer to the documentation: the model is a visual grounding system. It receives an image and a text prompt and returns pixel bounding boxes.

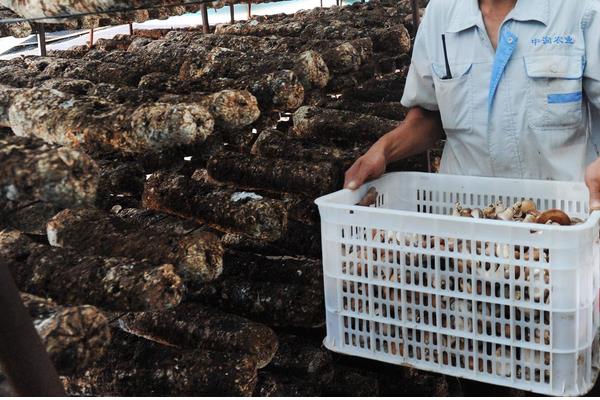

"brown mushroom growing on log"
[207,151,342,197]
[64,329,258,396]
[1,230,184,311]
[20,293,111,376]
[143,170,288,242]
[293,106,399,143]
[0,136,99,208]
[118,303,278,368]
[46,208,223,284]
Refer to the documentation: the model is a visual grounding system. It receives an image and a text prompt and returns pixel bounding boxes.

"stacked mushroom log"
[0,1,455,396]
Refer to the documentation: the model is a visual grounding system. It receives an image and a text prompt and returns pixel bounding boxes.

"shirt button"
[550,65,559,73]
[507,37,514,44]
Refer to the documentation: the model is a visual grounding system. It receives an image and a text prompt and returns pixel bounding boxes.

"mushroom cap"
[536,209,571,226]
[520,199,537,214]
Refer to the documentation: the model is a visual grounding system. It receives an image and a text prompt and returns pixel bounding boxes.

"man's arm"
[344,106,444,189]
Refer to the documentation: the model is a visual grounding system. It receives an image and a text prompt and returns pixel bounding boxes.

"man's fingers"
[345,160,371,190]
[585,163,600,211]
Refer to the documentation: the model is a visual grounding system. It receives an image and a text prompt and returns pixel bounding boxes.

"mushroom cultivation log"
[342,72,407,103]
[0,136,99,208]
[0,201,63,235]
[67,329,258,396]
[6,88,219,156]
[323,99,409,121]
[118,303,278,368]
[1,230,184,312]
[267,334,334,384]
[0,0,192,20]
[46,208,224,284]
[251,129,369,165]
[221,249,322,286]
[193,278,325,328]
[143,170,288,242]
[110,207,205,236]
[4,88,211,154]
[206,151,342,197]
[20,293,111,376]
[293,106,399,142]
[254,372,322,397]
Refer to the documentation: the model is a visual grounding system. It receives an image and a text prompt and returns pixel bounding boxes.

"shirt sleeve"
[583,0,600,110]
[400,3,439,111]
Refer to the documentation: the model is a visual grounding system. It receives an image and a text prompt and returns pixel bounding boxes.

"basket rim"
[315,172,600,232]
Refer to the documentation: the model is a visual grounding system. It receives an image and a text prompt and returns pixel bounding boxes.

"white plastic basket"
[315,172,600,396]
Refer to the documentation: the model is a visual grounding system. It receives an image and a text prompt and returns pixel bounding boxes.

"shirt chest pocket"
[431,63,473,132]
[524,55,584,130]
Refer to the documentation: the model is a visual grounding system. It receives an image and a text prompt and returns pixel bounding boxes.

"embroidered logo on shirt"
[531,35,575,46]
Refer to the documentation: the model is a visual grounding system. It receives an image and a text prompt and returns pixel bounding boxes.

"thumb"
[345,165,371,191]
[586,168,600,211]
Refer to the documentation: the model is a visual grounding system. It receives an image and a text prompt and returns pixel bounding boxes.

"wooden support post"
[200,3,209,34]
[129,23,134,35]
[247,1,251,19]
[229,3,235,23]
[0,264,65,396]
[410,0,420,32]
[88,27,94,48]
[36,23,46,56]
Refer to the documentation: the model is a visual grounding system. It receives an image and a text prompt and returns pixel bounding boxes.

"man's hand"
[344,148,386,190]
[585,158,600,211]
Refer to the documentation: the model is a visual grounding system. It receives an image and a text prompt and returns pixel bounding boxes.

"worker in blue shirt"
[344,0,600,210]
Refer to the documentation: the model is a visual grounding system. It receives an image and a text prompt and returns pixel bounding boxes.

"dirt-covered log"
[143,170,288,242]
[0,201,63,235]
[1,230,184,311]
[251,128,368,165]
[254,372,321,397]
[267,334,333,383]
[323,99,408,121]
[6,88,215,155]
[207,151,342,197]
[66,329,258,396]
[326,365,380,396]
[0,136,99,208]
[20,293,111,376]
[293,106,399,142]
[193,278,324,328]
[222,249,322,286]
[342,72,406,103]
[46,208,223,284]
[110,207,204,236]
[118,303,278,368]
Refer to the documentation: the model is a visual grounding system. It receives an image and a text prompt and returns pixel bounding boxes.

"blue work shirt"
[401,0,600,181]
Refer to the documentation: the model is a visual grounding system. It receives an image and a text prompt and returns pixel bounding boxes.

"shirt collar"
[447,0,549,33]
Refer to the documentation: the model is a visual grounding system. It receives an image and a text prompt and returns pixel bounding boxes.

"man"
[344,0,600,209]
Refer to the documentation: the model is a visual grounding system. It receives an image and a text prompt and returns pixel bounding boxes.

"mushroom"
[460,208,473,217]
[357,187,378,207]
[536,209,571,226]
[497,206,515,221]
[520,199,537,214]
[451,202,463,217]
[471,208,484,219]
[483,203,497,219]
[523,212,538,223]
